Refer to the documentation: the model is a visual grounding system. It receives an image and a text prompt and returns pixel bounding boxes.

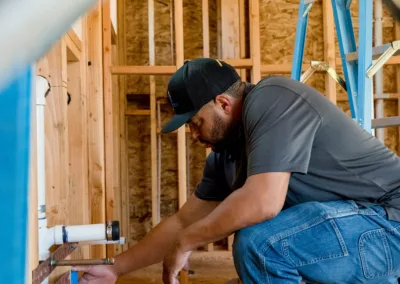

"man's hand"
[73,265,118,284]
[162,243,191,284]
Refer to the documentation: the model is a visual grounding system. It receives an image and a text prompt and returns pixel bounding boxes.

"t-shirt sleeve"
[244,84,322,176]
[194,151,232,201]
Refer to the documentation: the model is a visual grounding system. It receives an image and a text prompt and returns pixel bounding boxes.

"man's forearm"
[113,214,184,276]
[178,175,287,252]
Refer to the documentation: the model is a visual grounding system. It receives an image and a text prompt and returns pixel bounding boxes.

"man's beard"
[200,110,239,153]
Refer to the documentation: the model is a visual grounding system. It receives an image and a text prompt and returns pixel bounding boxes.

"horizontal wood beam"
[337,93,400,101]
[157,126,190,133]
[111,59,253,75]
[111,65,177,75]
[126,108,151,115]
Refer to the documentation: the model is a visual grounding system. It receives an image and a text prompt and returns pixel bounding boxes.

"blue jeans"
[232,200,400,283]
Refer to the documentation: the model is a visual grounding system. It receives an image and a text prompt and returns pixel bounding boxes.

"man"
[76,58,400,283]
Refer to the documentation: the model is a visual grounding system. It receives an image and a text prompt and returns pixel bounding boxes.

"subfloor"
[116,251,239,284]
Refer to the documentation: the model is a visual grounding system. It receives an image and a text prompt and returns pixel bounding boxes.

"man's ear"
[214,94,232,114]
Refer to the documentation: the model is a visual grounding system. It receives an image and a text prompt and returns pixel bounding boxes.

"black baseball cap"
[161,58,240,133]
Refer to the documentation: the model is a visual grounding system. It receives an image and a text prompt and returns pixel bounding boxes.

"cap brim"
[161,110,197,133]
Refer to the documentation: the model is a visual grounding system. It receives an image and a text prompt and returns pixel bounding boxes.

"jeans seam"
[330,219,349,256]
[257,216,326,255]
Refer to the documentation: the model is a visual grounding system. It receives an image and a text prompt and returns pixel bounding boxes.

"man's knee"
[232,227,259,269]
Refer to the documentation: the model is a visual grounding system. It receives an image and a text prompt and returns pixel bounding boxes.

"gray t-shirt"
[194,76,400,222]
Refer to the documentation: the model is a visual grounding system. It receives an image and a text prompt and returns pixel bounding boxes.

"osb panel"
[383,100,399,153]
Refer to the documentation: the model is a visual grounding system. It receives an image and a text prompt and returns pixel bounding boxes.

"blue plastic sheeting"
[0,66,33,283]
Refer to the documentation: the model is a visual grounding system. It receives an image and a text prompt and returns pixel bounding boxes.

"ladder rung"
[346,40,400,62]
[371,116,400,129]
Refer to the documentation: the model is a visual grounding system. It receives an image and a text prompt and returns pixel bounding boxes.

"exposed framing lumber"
[110,59,253,75]
[111,65,177,75]
[220,0,240,252]
[239,0,246,80]
[175,0,187,209]
[175,1,188,282]
[38,38,70,282]
[395,22,400,155]
[323,0,336,104]
[28,76,38,284]
[102,0,116,258]
[202,0,214,253]
[86,2,106,259]
[202,0,210,58]
[111,44,122,256]
[149,0,160,227]
[65,34,81,62]
[67,29,82,52]
[126,108,151,115]
[221,0,240,59]
[117,0,129,252]
[67,52,90,262]
[217,0,222,58]
[249,0,261,83]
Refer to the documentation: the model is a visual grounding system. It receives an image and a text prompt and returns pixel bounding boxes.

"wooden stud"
[102,0,115,258]
[221,0,240,252]
[202,0,210,58]
[175,1,188,282]
[117,0,129,252]
[37,38,70,282]
[323,0,336,104]
[202,0,209,111]
[175,0,187,209]
[180,270,189,284]
[149,0,160,227]
[67,57,90,262]
[249,0,261,83]
[395,22,400,155]
[202,0,214,253]
[86,2,106,259]
[28,76,38,284]
[112,43,122,256]
[239,0,246,80]
[217,0,222,59]
[221,0,240,59]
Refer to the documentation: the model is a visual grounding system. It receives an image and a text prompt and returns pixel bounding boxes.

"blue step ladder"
[292,0,400,134]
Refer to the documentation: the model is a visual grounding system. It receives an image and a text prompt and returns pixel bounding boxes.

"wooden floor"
[116,251,239,284]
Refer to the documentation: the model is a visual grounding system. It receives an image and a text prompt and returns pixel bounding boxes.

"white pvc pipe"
[374,0,385,142]
[36,76,49,221]
[0,0,98,92]
[55,224,106,244]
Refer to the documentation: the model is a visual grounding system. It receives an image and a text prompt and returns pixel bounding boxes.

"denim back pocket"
[359,227,400,279]
[282,219,348,267]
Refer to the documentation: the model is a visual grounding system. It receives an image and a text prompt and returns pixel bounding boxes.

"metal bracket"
[372,116,400,128]
[367,40,400,78]
[32,243,78,284]
[300,61,347,91]
[303,0,315,17]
